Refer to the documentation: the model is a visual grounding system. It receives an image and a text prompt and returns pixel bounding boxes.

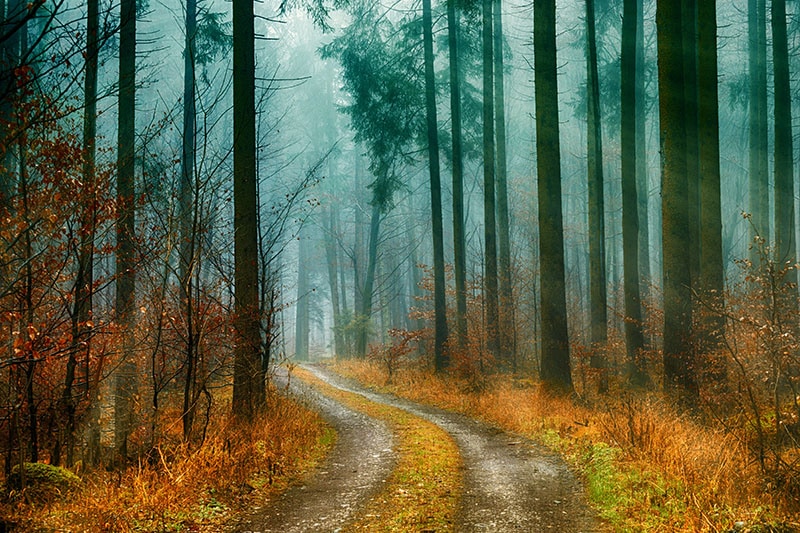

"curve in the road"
[305,363,598,533]
[235,372,395,533]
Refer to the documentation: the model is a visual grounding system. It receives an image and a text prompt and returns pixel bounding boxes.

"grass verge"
[293,365,462,532]
[1,390,335,532]
[333,359,800,532]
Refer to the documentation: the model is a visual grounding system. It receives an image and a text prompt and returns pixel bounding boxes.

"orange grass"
[1,390,334,532]
[334,359,800,532]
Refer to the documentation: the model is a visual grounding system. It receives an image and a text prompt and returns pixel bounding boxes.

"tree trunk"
[621,0,648,387]
[698,0,724,374]
[180,0,198,444]
[406,207,425,340]
[635,0,650,299]
[772,0,795,286]
[20,116,38,463]
[325,208,345,356]
[682,0,700,292]
[447,0,467,351]
[0,0,14,205]
[353,152,365,328]
[482,0,499,361]
[232,0,263,420]
[534,0,572,392]
[494,0,514,366]
[748,0,769,250]
[115,0,137,461]
[67,0,99,466]
[422,0,449,371]
[355,203,382,358]
[657,0,697,407]
[295,230,310,361]
[586,0,607,385]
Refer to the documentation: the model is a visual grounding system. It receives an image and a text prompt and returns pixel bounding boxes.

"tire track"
[236,370,395,533]
[305,364,598,533]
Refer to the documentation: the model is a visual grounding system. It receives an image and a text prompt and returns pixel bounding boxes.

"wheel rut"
[305,364,598,533]
[235,369,395,533]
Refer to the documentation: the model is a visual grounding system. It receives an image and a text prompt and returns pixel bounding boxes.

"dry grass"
[334,359,800,532]
[293,366,462,532]
[1,390,334,532]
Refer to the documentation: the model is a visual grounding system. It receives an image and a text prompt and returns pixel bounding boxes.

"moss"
[6,462,81,502]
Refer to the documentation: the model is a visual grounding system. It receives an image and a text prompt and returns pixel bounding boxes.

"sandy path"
[305,364,598,533]
[235,371,395,533]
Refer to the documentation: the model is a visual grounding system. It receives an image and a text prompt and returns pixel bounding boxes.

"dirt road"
[236,372,395,533]
[238,364,597,532]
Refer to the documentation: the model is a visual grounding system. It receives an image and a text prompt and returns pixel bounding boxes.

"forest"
[1,0,800,530]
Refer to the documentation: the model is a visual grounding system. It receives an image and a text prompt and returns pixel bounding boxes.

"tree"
[748,0,768,248]
[355,201,382,358]
[232,0,263,420]
[295,228,310,360]
[482,0,499,360]
[697,0,724,365]
[635,0,650,300]
[324,206,345,356]
[621,0,647,386]
[657,0,697,406]
[65,0,100,466]
[115,0,137,460]
[534,0,572,392]
[422,0,449,371]
[682,0,700,291]
[322,4,427,358]
[447,0,467,351]
[586,0,607,383]
[772,0,795,288]
[494,0,514,365]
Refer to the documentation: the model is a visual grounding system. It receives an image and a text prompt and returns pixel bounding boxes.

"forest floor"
[238,363,597,532]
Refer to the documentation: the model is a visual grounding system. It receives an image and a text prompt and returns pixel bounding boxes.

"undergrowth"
[334,359,800,532]
[0,390,333,532]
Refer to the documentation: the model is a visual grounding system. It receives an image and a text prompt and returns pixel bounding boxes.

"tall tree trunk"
[406,207,425,341]
[180,0,198,444]
[0,0,13,205]
[682,0,700,292]
[20,113,37,463]
[534,0,572,392]
[586,0,607,385]
[353,152,365,346]
[115,0,137,461]
[482,0,500,360]
[422,0,449,371]
[447,0,467,351]
[494,0,514,366]
[698,0,724,373]
[355,203,382,358]
[338,236,351,353]
[635,0,650,298]
[68,0,99,466]
[657,0,697,407]
[621,0,648,387]
[295,230,310,360]
[772,0,795,287]
[748,0,769,250]
[232,0,262,420]
[325,208,344,356]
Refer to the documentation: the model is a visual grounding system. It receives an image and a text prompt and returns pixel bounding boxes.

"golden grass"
[1,391,334,532]
[334,359,800,532]
[293,365,462,532]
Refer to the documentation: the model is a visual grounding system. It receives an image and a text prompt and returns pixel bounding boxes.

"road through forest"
[237,364,598,532]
